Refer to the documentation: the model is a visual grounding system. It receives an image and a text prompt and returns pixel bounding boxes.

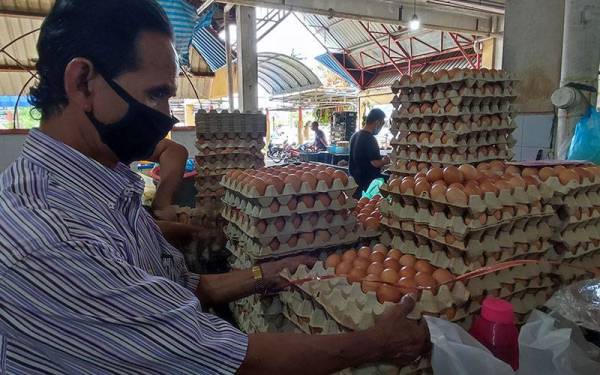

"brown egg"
[287,235,299,248]
[397,277,418,293]
[269,200,280,213]
[308,213,319,227]
[539,167,556,181]
[299,232,314,245]
[270,176,285,194]
[316,230,331,243]
[445,232,456,244]
[301,172,318,190]
[274,217,286,231]
[415,180,431,197]
[432,268,455,284]
[399,254,417,267]
[347,268,367,284]
[464,183,482,198]
[372,244,388,253]
[269,238,280,251]
[317,193,332,207]
[301,195,315,209]
[477,162,491,171]
[332,170,349,186]
[383,257,401,272]
[399,266,417,278]
[335,260,353,276]
[480,181,499,195]
[284,175,302,193]
[508,176,526,189]
[430,182,447,201]
[370,250,387,263]
[287,197,298,211]
[316,171,334,188]
[446,187,468,205]
[362,274,381,293]
[377,284,403,303]
[387,249,403,260]
[365,217,380,231]
[415,260,435,274]
[336,192,347,206]
[558,169,578,185]
[458,164,478,181]
[426,167,443,183]
[353,257,371,271]
[323,211,334,223]
[380,268,400,284]
[342,250,357,262]
[367,262,385,276]
[291,214,302,229]
[521,167,538,177]
[357,246,372,259]
[495,180,513,192]
[415,272,437,288]
[449,182,465,190]
[325,253,342,268]
[256,220,267,234]
[443,166,464,184]
[400,177,416,194]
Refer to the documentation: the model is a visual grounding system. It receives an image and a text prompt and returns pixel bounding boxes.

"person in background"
[0,1,430,373]
[147,138,188,221]
[349,108,390,198]
[311,120,328,151]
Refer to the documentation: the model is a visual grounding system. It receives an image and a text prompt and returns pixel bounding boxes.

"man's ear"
[63,58,96,112]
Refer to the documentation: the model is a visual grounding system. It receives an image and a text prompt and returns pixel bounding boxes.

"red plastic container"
[470,297,519,370]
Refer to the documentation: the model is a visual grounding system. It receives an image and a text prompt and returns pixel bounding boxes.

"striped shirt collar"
[22,129,145,209]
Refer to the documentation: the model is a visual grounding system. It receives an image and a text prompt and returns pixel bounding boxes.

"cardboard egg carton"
[397,101,513,119]
[222,205,356,239]
[390,116,515,137]
[195,147,264,157]
[222,191,356,219]
[397,95,515,112]
[391,130,514,150]
[221,175,357,200]
[380,181,544,215]
[395,84,516,104]
[280,289,349,335]
[392,69,514,90]
[196,138,265,150]
[195,155,264,170]
[195,110,267,136]
[389,145,512,165]
[382,197,552,231]
[195,178,224,192]
[231,296,299,334]
[281,262,470,329]
[551,221,600,247]
[545,240,600,261]
[196,163,265,177]
[226,225,359,259]
[383,220,553,254]
[386,233,551,275]
[552,251,600,282]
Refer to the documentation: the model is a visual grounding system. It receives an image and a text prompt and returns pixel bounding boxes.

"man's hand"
[260,255,317,292]
[152,205,178,221]
[156,220,202,248]
[382,155,391,166]
[366,294,431,366]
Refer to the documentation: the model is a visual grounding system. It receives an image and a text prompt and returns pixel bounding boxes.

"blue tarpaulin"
[157,0,198,66]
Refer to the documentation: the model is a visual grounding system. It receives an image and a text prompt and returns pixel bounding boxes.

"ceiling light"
[409,14,421,30]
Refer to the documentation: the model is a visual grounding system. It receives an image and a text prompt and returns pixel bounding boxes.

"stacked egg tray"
[388,68,517,175]
[220,164,359,260]
[230,294,300,334]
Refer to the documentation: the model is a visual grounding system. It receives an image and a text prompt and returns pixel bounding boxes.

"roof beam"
[0,9,47,19]
[215,0,498,36]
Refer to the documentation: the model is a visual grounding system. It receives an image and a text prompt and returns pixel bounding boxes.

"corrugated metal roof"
[192,26,226,71]
[315,53,357,86]
[158,0,198,66]
[257,52,321,96]
[0,0,54,15]
[0,16,41,68]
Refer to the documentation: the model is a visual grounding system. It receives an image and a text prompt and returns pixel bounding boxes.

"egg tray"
[397,97,515,116]
[381,199,553,236]
[195,179,224,193]
[195,148,263,158]
[537,175,600,199]
[395,84,516,103]
[385,233,552,275]
[195,155,264,170]
[390,117,515,137]
[394,101,513,119]
[552,191,600,214]
[231,297,299,334]
[281,262,470,331]
[382,219,553,254]
[550,214,600,235]
[221,174,357,200]
[545,240,600,262]
[386,157,511,176]
[389,145,513,165]
[391,70,514,89]
[196,163,266,177]
[225,224,360,260]
[380,181,544,215]
[356,227,383,239]
[390,130,515,151]
[196,138,265,150]
[222,190,356,219]
[552,252,600,282]
[222,205,356,240]
[551,221,600,248]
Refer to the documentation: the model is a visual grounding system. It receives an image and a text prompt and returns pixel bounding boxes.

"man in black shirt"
[311,121,328,151]
[349,109,390,198]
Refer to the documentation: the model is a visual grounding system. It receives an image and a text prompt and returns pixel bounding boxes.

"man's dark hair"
[366,108,386,125]
[29,0,173,119]
[311,121,319,128]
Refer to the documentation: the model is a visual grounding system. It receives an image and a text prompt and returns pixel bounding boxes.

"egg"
[387,249,403,260]
[508,176,526,189]
[367,262,385,275]
[316,230,331,243]
[323,211,334,223]
[415,180,431,197]
[274,217,286,231]
[464,183,482,198]
[357,246,372,259]
[400,177,416,194]
[256,220,268,234]
[335,260,353,276]
[388,178,402,192]
[284,175,302,193]
[287,235,299,248]
[415,172,427,180]
[458,164,478,181]
[445,233,456,244]
[397,277,418,292]
[372,244,387,253]
[316,171,334,188]
[301,172,318,190]
[480,181,499,195]
[430,183,447,201]
[308,213,319,227]
[361,274,381,293]
[429,228,439,239]
[558,169,578,185]
[342,250,357,262]
[443,166,464,184]
[539,167,556,181]
[399,266,417,278]
[383,257,401,272]
[284,198,297,211]
[446,187,468,205]
[301,195,315,209]
[269,238,280,251]
[332,170,349,186]
[477,162,490,171]
[380,268,400,284]
[426,167,443,183]
[365,217,380,231]
[377,284,403,303]
[270,176,285,194]
[415,272,437,288]
[300,232,315,245]
[369,250,387,263]
[353,257,371,271]
[495,180,513,192]
[415,260,434,274]
[252,177,268,195]
[291,214,302,228]
[269,200,280,213]
[399,254,417,267]
[432,268,454,284]
[325,253,342,268]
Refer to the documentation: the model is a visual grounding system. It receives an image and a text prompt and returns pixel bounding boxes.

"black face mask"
[86,78,178,164]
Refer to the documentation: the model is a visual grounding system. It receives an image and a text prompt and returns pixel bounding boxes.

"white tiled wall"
[512,113,555,161]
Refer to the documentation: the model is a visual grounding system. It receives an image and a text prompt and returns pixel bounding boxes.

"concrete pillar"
[184,102,195,126]
[503,0,565,113]
[224,7,235,111]
[553,0,600,159]
[236,5,258,112]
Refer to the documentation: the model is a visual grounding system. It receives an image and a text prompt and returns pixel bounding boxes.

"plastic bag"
[545,278,600,332]
[425,311,600,375]
[567,107,600,164]
[362,178,384,199]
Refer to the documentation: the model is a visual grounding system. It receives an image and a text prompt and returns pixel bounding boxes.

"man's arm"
[148,139,188,220]
[367,136,389,168]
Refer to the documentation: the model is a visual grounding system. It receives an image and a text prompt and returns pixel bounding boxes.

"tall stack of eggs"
[221,163,358,260]
[388,68,517,176]
[354,195,383,238]
[379,161,558,324]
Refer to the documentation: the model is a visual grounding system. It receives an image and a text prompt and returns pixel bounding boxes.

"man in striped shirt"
[0,1,430,373]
